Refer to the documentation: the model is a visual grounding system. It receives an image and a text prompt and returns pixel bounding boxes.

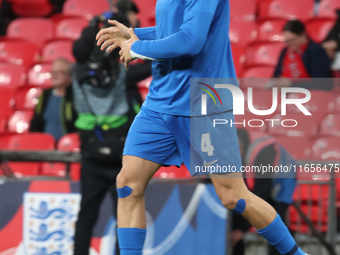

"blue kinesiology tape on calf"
[117,186,133,198]
[232,199,246,214]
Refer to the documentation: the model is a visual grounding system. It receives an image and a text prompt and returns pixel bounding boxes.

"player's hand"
[96,20,130,52]
[119,28,139,71]
[230,229,244,247]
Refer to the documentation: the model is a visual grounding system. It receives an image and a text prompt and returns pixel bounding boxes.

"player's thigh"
[118,155,161,190]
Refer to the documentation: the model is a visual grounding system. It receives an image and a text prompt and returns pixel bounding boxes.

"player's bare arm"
[96,20,131,52]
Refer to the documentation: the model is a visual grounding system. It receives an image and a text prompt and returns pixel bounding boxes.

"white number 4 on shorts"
[201,133,214,156]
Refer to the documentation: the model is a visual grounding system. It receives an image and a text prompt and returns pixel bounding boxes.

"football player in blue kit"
[96,0,308,254]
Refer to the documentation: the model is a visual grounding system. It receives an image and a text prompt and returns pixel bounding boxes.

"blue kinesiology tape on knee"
[232,199,246,214]
[117,186,132,198]
[257,214,304,255]
[117,228,146,255]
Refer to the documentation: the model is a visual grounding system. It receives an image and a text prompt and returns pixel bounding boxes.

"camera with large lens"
[75,45,116,89]
[73,12,128,89]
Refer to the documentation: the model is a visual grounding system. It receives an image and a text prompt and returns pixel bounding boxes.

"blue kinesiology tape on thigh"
[117,186,133,198]
[232,199,246,214]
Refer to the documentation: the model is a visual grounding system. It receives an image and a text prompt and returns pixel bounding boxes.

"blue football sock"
[117,228,146,255]
[257,214,305,255]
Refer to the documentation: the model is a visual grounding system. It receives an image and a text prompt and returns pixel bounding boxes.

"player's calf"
[116,173,147,255]
[211,175,305,255]
[115,156,161,255]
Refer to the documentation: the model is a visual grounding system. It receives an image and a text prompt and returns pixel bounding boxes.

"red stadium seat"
[293,183,329,201]
[62,0,110,20]
[0,87,14,118]
[0,36,13,42]
[41,133,80,178]
[231,42,246,78]
[0,40,40,68]
[7,110,34,133]
[256,19,286,42]
[311,137,340,161]
[55,17,89,40]
[320,114,340,137]
[229,21,258,48]
[306,18,336,44]
[334,93,340,113]
[41,162,81,180]
[0,134,14,148]
[259,0,315,21]
[267,113,318,138]
[133,0,157,27]
[6,133,55,177]
[255,0,270,3]
[230,0,257,21]
[289,179,329,234]
[245,42,285,67]
[0,62,26,90]
[69,164,81,181]
[7,0,53,17]
[242,66,275,78]
[58,133,80,152]
[7,132,55,149]
[153,165,191,179]
[0,113,7,134]
[40,162,67,177]
[14,87,42,110]
[274,136,310,160]
[289,204,328,223]
[318,0,340,19]
[7,18,54,48]
[42,40,75,63]
[288,205,328,233]
[28,63,52,88]
[137,76,152,101]
[241,66,275,89]
[286,90,334,122]
[50,14,80,26]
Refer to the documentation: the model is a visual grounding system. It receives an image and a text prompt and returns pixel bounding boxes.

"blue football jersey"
[133,0,237,116]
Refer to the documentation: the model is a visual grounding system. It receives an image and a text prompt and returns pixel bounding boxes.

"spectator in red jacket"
[270,20,333,91]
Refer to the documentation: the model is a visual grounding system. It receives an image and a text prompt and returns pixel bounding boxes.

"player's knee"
[220,192,240,210]
[116,172,128,189]
[116,172,144,199]
[219,191,247,214]
[215,186,244,211]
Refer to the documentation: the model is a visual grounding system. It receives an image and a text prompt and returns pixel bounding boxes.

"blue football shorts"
[123,106,242,176]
